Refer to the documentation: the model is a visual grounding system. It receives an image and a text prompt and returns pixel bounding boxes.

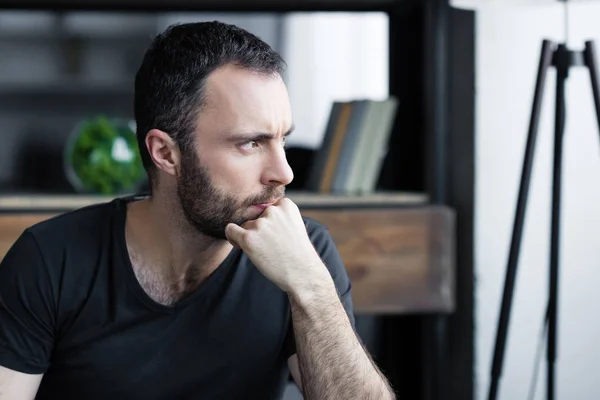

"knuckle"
[281,197,296,209]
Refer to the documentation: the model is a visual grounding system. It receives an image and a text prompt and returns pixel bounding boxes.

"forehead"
[197,65,292,137]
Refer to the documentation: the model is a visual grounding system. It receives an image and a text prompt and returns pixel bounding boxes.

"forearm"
[289,280,395,400]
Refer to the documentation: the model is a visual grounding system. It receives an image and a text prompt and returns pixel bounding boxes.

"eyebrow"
[226,124,295,143]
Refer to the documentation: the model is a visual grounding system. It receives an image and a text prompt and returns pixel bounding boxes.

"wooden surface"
[302,207,454,314]
[0,191,427,212]
[0,205,454,315]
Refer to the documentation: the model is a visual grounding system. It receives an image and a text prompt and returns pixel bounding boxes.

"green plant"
[66,116,145,195]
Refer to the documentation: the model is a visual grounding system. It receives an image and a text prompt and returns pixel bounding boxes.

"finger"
[225,223,247,248]
[227,234,242,249]
[275,198,300,220]
[258,204,276,218]
[240,218,260,230]
[261,199,288,216]
[275,196,289,207]
[278,197,297,211]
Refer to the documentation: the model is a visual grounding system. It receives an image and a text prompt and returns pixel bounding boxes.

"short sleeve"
[283,219,356,359]
[0,230,56,374]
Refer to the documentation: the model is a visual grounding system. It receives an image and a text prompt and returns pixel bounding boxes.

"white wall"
[281,13,388,149]
[454,1,600,399]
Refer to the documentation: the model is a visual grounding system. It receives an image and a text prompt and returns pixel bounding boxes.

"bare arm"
[288,279,395,400]
[224,200,394,398]
[0,365,42,400]
[288,354,302,391]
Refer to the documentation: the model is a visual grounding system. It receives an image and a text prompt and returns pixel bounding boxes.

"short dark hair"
[134,21,286,188]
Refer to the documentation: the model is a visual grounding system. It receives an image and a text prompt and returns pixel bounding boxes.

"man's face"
[176,66,294,240]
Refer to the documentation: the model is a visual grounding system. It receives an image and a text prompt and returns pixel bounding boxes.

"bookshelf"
[0,1,475,400]
[2,0,399,12]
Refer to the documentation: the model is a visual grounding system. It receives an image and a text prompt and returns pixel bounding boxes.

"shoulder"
[302,215,330,240]
[301,215,339,256]
[14,197,128,270]
[301,214,355,321]
[26,195,131,245]
[0,199,120,319]
[27,198,120,236]
[301,215,349,283]
[0,200,116,269]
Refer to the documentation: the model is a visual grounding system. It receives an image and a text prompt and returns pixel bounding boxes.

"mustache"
[245,187,285,206]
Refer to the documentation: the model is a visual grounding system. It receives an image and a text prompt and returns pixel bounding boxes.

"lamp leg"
[583,41,600,138]
[488,39,555,400]
[546,43,570,400]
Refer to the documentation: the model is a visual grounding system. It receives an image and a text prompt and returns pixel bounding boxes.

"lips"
[251,197,280,210]
[253,200,276,208]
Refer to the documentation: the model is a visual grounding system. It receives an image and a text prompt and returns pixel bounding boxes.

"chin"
[192,224,227,241]
[245,210,266,222]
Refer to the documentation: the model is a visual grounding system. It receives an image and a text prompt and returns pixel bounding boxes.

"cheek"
[200,146,263,195]
[211,160,259,196]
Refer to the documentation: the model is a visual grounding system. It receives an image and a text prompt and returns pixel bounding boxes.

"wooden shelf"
[0,191,428,212]
[0,192,454,315]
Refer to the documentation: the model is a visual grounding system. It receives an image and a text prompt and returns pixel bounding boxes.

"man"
[0,21,395,399]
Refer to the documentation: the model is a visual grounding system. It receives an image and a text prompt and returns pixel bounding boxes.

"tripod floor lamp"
[483,1,600,400]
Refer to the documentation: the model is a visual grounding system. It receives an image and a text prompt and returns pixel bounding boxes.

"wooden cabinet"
[302,206,454,314]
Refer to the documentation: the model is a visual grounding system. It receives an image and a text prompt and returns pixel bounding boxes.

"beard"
[177,150,284,240]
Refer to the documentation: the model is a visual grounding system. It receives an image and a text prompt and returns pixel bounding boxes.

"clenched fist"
[224,197,334,295]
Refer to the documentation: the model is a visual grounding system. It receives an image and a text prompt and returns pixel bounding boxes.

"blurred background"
[455,1,600,400]
[2,0,600,399]
[0,7,396,400]
[0,10,388,194]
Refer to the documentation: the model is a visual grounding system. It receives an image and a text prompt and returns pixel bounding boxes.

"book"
[305,97,399,194]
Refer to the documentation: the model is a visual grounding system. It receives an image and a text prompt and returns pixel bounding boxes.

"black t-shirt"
[0,195,355,400]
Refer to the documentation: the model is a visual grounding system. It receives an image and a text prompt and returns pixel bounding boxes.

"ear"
[145,129,180,178]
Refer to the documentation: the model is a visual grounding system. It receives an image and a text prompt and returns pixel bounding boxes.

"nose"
[261,146,294,187]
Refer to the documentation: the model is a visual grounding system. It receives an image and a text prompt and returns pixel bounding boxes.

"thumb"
[225,223,246,249]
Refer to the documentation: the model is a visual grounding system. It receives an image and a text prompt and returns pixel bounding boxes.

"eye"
[240,140,260,151]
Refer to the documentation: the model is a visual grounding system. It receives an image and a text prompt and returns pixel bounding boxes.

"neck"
[125,191,233,288]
